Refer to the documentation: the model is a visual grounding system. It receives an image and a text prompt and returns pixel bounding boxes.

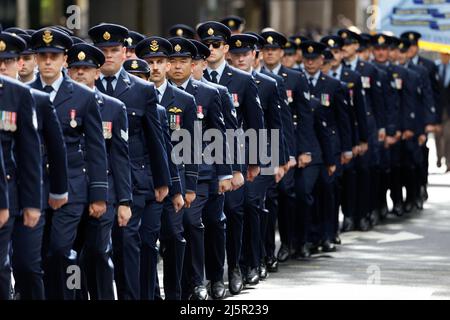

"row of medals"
[0,112,17,132]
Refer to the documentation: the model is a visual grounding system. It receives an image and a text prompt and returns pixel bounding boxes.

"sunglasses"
[204,41,224,49]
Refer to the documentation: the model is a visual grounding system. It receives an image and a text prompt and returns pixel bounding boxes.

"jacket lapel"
[219,64,233,87]
[161,83,175,108]
[114,69,132,98]
[53,76,73,108]
[186,79,198,97]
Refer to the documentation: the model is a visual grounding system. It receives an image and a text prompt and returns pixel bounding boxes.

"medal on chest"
[286,90,293,103]
[321,93,330,107]
[232,93,240,108]
[197,105,204,120]
[70,109,78,128]
[103,121,112,139]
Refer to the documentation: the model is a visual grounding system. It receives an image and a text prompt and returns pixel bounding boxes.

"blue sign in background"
[379,0,450,45]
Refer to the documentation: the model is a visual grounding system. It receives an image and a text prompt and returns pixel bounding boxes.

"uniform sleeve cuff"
[218,175,233,181]
[49,192,68,200]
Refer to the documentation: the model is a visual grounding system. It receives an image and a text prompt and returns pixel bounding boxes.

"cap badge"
[267,36,273,44]
[174,44,182,52]
[328,39,335,47]
[176,29,183,36]
[150,40,159,52]
[307,45,314,53]
[235,40,242,47]
[228,20,236,27]
[131,60,139,69]
[103,31,111,41]
[43,30,53,45]
[207,28,214,36]
[77,51,86,61]
[0,41,6,52]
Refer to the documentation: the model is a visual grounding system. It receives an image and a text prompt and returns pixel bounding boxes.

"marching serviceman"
[89,23,170,300]
[197,21,264,296]
[30,28,108,300]
[66,43,132,300]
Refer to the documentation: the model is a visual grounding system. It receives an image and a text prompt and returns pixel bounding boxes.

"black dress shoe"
[309,243,320,254]
[190,285,208,300]
[277,244,290,262]
[403,201,414,213]
[358,217,371,231]
[422,186,428,201]
[321,240,336,253]
[295,243,311,259]
[266,257,278,272]
[378,205,389,220]
[341,217,355,232]
[259,264,268,280]
[415,198,424,210]
[211,281,226,300]
[369,210,379,227]
[228,268,243,295]
[246,268,260,286]
[392,203,404,216]
[333,235,342,245]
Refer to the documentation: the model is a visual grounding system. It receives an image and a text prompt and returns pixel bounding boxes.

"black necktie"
[43,85,53,93]
[105,76,116,96]
[156,89,161,103]
[309,77,315,89]
[210,71,219,84]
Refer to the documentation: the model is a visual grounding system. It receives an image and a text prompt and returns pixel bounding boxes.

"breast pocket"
[130,162,151,195]
[127,108,144,136]
[61,116,84,136]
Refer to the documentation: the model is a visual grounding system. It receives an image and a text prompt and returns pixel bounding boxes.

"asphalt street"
[222,137,450,300]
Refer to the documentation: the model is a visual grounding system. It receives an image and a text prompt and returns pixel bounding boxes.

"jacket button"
[293,115,298,119]
[82,168,86,173]
[46,164,50,169]
[141,165,145,169]
[6,175,11,180]
[107,170,109,174]
[132,112,136,116]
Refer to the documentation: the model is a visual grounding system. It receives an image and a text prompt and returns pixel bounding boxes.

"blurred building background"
[1,0,374,37]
